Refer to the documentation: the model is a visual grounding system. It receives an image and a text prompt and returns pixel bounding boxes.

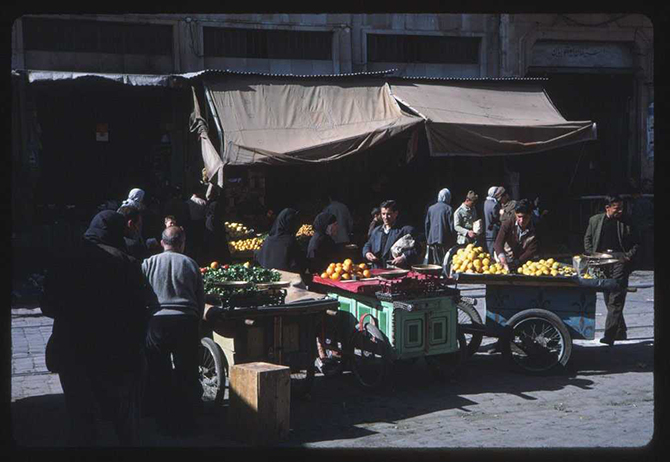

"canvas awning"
[389,80,597,156]
[203,76,424,165]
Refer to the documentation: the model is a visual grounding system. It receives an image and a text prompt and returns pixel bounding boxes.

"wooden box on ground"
[228,362,290,445]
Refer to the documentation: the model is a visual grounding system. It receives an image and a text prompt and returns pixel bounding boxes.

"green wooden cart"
[311,268,468,390]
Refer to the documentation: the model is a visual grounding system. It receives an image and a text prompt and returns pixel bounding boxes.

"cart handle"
[358,313,378,332]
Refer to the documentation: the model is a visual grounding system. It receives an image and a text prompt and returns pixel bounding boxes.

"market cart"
[199,279,339,402]
[447,256,623,374]
[310,266,468,390]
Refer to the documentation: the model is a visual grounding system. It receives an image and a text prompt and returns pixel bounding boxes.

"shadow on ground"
[11,339,653,448]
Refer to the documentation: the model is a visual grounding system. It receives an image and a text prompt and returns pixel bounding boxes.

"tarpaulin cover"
[389,80,597,156]
[204,77,423,165]
[189,87,224,188]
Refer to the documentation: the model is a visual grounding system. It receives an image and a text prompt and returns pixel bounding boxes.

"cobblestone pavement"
[11,271,657,450]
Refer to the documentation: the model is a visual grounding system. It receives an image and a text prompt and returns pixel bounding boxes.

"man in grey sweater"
[142,225,204,436]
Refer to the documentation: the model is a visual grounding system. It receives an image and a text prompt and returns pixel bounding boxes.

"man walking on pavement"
[424,188,455,265]
[142,225,205,436]
[584,194,639,345]
[454,191,480,246]
[41,210,149,446]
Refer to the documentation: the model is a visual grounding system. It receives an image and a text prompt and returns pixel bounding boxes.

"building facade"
[11,13,654,187]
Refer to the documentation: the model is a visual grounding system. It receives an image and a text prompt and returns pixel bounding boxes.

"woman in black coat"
[306,212,338,275]
[255,208,306,273]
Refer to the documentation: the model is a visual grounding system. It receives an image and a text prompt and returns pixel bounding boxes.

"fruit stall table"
[310,268,467,390]
[448,271,621,374]
[200,270,338,401]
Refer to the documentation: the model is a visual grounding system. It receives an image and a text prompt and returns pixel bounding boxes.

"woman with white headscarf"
[119,188,146,211]
[484,186,504,256]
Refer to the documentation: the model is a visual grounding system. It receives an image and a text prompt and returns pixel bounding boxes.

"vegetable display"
[202,262,281,296]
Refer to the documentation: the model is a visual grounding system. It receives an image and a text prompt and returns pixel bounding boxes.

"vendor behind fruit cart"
[493,199,538,272]
[306,212,339,276]
[255,208,307,275]
[363,200,418,269]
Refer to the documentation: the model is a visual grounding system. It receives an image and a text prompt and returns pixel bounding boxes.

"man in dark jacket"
[204,184,232,264]
[584,194,639,345]
[363,200,418,269]
[494,199,538,272]
[424,188,454,265]
[41,210,149,446]
[118,205,152,261]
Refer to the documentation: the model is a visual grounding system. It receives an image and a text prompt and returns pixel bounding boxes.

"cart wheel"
[349,324,391,390]
[502,309,572,374]
[199,337,227,403]
[425,329,467,380]
[290,364,316,399]
[456,299,484,358]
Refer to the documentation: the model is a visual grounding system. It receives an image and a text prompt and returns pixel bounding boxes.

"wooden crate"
[228,362,290,445]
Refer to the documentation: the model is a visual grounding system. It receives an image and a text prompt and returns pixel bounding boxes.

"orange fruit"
[326,267,334,276]
[358,263,367,270]
[210,261,220,270]
[343,263,352,273]
[363,269,371,278]
[320,272,328,279]
[344,258,353,266]
[334,268,343,275]
[328,263,336,269]
[330,273,341,281]
[341,273,351,280]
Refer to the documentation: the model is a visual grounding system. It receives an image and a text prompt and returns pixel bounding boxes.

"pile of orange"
[320,259,372,281]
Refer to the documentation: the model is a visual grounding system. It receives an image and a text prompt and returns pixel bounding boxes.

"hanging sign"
[96,123,109,142]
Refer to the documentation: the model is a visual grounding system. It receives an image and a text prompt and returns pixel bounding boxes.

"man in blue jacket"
[363,200,418,269]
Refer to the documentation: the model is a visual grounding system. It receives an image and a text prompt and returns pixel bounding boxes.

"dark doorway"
[32,80,178,211]
[524,71,635,196]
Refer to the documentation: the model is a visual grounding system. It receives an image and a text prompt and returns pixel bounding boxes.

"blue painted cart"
[450,272,619,373]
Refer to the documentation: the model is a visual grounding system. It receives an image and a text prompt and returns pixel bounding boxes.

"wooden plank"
[282,322,300,353]
[246,326,266,361]
[228,362,290,445]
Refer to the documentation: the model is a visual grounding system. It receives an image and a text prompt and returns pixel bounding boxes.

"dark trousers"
[58,363,143,446]
[485,239,496,258]
[425,244,447,266]
[145,315,202,431]
[602,262,630,340]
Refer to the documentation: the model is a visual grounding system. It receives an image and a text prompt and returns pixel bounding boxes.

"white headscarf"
[437,188,451,205]
[119,188,145,210]
[486,186,498,202]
